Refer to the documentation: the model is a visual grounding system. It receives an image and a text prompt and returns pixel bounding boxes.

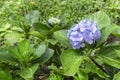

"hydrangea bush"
[0,0,120,80]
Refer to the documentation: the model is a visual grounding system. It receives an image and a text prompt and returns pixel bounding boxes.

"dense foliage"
[0,0,120,80]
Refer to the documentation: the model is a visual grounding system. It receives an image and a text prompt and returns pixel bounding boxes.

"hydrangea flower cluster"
[48,17,60,25]
[67,19,101,49]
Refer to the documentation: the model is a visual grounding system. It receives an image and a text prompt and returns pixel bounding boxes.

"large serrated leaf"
[89,11,110,29]
[60,49,84,76]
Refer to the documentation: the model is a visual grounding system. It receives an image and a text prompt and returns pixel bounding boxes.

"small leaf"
[32,48,54,65]
[33,44,46,59]
[53,29,70,46]
[60,49,84,76]
[28,30,45,40]
[49,25,61,34]
[18,40,30,56]
[33,22,50,34]
[18,40,32,62]
[19,64,39,79]
[25,10,40,25]
[112,25,120,38]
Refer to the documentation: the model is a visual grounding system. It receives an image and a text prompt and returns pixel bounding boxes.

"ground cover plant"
[0,0,120,80]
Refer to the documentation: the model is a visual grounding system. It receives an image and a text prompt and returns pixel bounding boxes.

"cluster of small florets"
[67,19,101,49]
[48,17,60,25]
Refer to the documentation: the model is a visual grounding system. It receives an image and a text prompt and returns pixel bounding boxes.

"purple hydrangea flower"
[67,19,101,49]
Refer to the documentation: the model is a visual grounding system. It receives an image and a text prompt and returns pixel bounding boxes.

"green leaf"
[112,25,120,38]
[18,40,30,56]
[32,48,54,65]
[113,71,120,80]
[53,29,70,46]
[97,56,120,69]
[97,25,117,46]
[8,46,24,61]
[33,22,50,34]
[25,10,40,25]
[48,73,63,80]
[89,11,110,29]
[4,31,23,45]
[19,64,39,79]
[0,69,13,80]
[33,44,46,59]
[47,39,58,45]
[0,48,18,64]
[28,30,45,40]
[18,40,32,62]
[60,49,84,76]
[85,59,108,78]
[75,69,88,80]
[96,45,120,59]
[49,25,61,34]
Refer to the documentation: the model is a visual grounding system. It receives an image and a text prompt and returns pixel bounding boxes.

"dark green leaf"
[9,46,24,61]
[33,22,50,34]
[96,45,120,59]
[32,48,54,65]
[0,48,18,64]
